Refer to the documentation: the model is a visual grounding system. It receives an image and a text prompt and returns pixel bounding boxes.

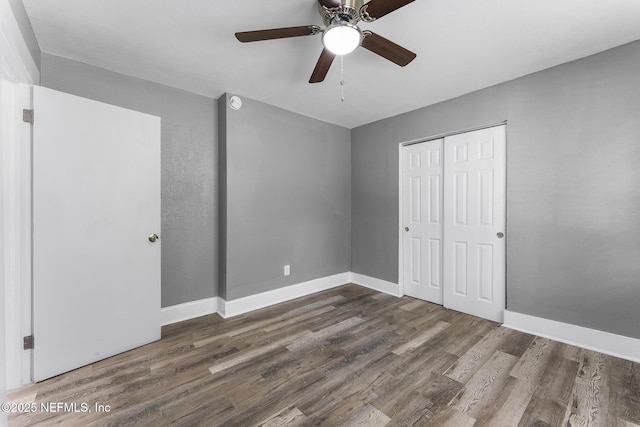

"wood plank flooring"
[8,284,640,426]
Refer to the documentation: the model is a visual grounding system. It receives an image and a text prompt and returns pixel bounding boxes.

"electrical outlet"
[284,264,290,276]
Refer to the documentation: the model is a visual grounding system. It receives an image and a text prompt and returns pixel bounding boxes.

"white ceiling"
[22,0,640,129]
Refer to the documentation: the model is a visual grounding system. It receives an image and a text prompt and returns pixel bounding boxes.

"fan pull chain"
[340,55,345,102]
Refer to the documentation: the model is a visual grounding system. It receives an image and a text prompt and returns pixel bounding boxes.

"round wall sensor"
[228,95,243,110]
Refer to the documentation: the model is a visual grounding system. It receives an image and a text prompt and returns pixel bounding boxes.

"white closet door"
[443,125,506,322]
[32,86,161,381]
[402,139,444,304]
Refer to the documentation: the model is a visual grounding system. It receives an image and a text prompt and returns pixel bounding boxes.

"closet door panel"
[443,125,506,322]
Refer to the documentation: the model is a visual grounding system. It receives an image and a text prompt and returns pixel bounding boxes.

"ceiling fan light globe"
[322,23,361,55]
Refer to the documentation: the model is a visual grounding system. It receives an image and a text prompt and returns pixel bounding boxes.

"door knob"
[405,227,409,232]
[148,233,159,243]
[497,232,504,239]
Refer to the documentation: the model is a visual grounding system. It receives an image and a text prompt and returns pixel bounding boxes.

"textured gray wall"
[220,93,351,300]
[8,0,40,70]
[40,54,217,307]
[351,40,640,339]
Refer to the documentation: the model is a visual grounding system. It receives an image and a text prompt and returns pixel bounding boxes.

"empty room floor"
[8,284,640,426]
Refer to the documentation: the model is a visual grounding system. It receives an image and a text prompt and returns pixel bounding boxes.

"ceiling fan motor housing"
[318,0,364,25]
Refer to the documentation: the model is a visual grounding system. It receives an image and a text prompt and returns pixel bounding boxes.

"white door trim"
[1,81,33,388]
[1,0,39,388]
[398,122,507,312]
[397,143,405,297]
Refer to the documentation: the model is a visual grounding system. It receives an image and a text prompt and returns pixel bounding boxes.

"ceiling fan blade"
[235,26,320,42]
[309,49,336,83]
[361,31,416,66]
[361,0,415,20]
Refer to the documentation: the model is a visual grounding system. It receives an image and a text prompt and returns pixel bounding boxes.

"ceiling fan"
[235,0,417,83]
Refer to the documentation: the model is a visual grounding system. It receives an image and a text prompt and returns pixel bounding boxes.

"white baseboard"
[160,297,219,326]
[503,310,640,364]
[221,272,351,318]
[161,272,402,325]
[350,272,402,297]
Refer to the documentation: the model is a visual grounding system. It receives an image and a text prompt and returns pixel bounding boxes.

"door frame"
[1,0,40,388]
[398,121,507,303]
[1,81,32,388]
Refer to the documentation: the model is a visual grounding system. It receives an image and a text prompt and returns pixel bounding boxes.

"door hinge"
[23,335,34,349]
[22,109,34,124]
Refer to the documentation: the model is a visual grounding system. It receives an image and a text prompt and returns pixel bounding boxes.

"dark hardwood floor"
[8,284,640,426]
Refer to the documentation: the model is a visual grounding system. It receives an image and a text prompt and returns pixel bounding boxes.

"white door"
[443,125,506,322]
[401,139,444,304]
[32,86,161,381]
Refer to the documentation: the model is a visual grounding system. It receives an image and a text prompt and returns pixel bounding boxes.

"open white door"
[401,139,444,304]
[32,86,161,381]
[443,125,506,322]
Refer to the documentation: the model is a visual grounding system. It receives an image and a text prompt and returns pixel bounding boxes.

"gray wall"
[351,40,640,339]
[8,0,40,70]
[219,93,351,300]
[41,54,217,307]
[37,39,640,340]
